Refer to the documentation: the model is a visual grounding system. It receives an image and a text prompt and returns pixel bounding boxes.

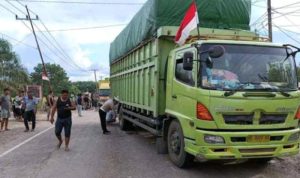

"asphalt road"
[0,111,299,178]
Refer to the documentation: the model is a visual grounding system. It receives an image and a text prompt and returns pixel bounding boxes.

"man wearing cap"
[99,97,119,135]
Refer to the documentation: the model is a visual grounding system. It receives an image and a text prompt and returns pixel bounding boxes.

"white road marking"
[0,126,54,158]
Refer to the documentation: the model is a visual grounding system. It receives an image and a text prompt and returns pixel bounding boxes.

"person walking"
[99,97,118,135]
[46,91,54,121]
[76,94,83,117]
[23,92,38,132]
[50,90,76,151]
[0,88,11,131]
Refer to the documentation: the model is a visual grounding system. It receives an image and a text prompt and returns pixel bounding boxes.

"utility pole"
[92,69,99,92]
[16,5,52,91]
[267,0,273,42]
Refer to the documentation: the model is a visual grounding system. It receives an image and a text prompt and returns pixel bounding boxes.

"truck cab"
[165,39,300,166]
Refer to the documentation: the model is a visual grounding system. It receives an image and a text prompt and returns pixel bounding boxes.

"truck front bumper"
[185,128,300,160]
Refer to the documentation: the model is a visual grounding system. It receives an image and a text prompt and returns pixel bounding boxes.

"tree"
[0,39,30,93]
[72,81,98,93]
[31,63,78,96]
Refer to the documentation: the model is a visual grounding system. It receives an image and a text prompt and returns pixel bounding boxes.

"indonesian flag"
[175,2,199,46]
[42,71,49,81]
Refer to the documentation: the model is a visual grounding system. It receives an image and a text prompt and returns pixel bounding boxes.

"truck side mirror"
[183,52,194,71]
[208,45,225,58]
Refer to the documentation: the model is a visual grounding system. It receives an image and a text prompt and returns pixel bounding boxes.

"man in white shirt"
[99,97,118,135]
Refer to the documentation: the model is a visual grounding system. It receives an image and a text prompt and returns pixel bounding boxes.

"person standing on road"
[14,90,25,121]
[76,93,83,117]
[99,97,118,135]
[50,90,76,151]
[46,91,54,121]
[0,88,11,132]
[23,92,38,132]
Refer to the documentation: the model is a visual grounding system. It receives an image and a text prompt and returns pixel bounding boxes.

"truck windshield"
[100,89,111,96]
[200,44,298,92]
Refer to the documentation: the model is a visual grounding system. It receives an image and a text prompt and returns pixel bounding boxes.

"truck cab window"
[175,59,195,86]
[199,44,298,91]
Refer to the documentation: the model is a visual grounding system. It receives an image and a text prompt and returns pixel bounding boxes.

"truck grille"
[223,113,287,125]
[231,136,283,143]
[239,148,276,153]
[259,114,287,124]
[223,114,253,125]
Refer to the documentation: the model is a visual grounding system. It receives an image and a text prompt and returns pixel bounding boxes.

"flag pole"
[193,0,201,40]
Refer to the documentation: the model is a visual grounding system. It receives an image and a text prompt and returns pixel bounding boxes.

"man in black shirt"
[50,90,76,151]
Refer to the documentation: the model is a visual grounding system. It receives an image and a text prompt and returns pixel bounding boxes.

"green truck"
[110,0,300,167]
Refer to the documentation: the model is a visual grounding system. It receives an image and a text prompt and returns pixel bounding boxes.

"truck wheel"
[156,137,168,154]
[119,106,132,131]
[167,120,194,168]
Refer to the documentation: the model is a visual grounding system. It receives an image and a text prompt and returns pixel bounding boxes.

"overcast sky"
[0,0,300,81]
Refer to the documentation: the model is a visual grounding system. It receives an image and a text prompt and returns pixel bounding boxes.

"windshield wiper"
[224,84,245,97]
[247,87,291,97]
[224,82,260,97]
[224,83,291,97]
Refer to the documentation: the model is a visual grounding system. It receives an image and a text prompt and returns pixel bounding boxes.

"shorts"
[1,109,10,119]
[55,117,72,138]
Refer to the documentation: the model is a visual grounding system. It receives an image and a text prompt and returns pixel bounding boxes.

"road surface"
[0,111,299,178]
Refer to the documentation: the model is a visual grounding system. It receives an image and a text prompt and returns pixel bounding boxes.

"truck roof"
[157,26,269,43]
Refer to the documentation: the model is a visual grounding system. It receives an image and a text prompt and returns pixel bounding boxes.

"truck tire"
[167,120,194,168]
[119,106,132,131]
[156,137,168,154]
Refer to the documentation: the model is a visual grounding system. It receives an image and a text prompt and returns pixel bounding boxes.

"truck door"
[170,48,198,121]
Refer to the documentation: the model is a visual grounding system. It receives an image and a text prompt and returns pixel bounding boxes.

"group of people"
[1,87,119,151]
[0,88,39,132]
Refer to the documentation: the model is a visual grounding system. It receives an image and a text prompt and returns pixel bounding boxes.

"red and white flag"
[175,2,199,46]
[42,71,49,81]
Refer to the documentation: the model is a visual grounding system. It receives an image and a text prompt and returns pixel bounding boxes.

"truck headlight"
[204,135,225,144]
[288,132,300,142]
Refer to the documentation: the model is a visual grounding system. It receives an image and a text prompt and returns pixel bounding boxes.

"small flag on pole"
[175,1,199,46]
[42,71,49,81]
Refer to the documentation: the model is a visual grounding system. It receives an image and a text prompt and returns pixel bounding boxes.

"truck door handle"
[172,95,177,99]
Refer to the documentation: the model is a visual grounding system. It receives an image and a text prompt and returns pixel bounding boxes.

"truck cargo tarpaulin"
[109,0,251,63]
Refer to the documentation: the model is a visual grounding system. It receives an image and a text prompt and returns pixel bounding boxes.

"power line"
[0,33,61,67]
[0,32,37,49]
[0,2,17,15]
[273,24,300,45]
[39,20,90,72]
[250,13,267,27]
[21,20,87,72]
[272,10,300,32]
[0,3,93,76]
[272,8,300,20]
[4,0,26,15]
[274,2,300,10]
[37,24,127,32]
[252,0,265,4]
[7,0,144,5]
[13,1,91,73]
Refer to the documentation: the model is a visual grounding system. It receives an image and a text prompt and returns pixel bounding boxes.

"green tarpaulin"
[110,0,252,62]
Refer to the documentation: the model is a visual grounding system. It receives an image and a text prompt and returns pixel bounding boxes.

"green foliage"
[72,81,97,93]
[0,39,30,93]
[297,67,300,82]
[268,64,284,82]
[30,63,79,96]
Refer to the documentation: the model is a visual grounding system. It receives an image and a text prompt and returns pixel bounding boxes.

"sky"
[0,0,300,82]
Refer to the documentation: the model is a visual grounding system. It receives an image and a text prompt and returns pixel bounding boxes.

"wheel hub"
[170,131,181,154]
